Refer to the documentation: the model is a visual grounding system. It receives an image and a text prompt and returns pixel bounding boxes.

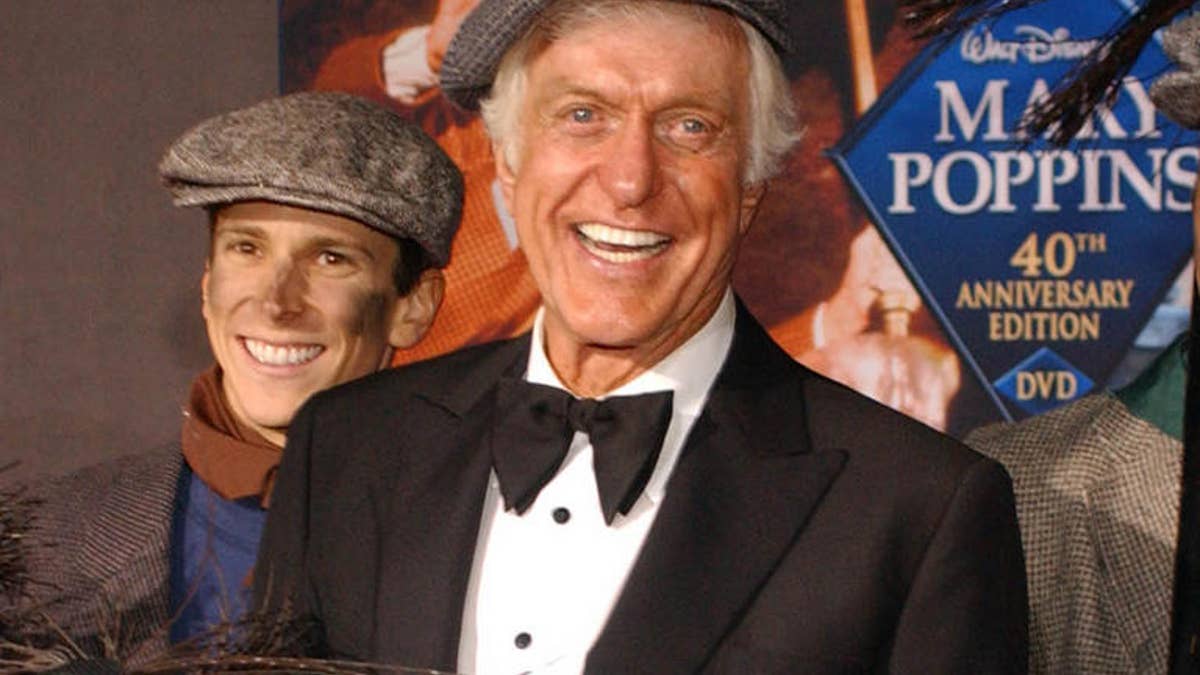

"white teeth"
[244,338,323,366]
[576,223,670,263]
[577,223,670,248]
[582,245,658,263]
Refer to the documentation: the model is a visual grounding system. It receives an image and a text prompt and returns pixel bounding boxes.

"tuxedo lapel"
[372,337,531,669]
[587,305,846,673]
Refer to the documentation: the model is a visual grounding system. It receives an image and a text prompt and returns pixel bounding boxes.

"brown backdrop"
[0,1,278,482]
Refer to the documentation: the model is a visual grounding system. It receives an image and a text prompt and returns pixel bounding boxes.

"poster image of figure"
[281,0,1197,434]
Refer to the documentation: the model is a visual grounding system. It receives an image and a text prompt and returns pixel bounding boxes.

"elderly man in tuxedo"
[256,1,1029,672]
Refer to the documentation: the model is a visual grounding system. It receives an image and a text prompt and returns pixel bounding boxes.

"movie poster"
[834,0,1197,421]
[279,0,1194,437]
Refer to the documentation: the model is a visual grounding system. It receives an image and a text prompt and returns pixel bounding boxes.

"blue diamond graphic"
[994,347,1095,416]
[829,0,1195,420]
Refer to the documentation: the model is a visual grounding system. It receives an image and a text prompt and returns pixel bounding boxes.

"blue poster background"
[833,0,1197,419]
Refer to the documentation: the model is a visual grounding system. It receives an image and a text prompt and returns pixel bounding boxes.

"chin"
[247,412,297,432]
[240,398,306,432]
[568,318,659,350]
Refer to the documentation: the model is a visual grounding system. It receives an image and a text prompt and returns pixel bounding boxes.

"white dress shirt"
[457,289,736,675]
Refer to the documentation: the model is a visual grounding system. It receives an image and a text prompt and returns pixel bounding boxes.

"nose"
[261,258,307,320]
[596,118,660,208]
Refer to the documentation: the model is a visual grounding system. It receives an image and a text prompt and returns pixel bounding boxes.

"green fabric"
[1115,332,1188,441]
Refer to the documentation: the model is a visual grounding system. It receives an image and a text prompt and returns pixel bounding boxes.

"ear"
[738,182,767,235]
[386,268,446,349]
[200,261,212,321]
[493,140,517,215]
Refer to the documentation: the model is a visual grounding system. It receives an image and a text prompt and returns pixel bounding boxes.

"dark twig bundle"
[0,462,464,675]
[0,462,73,673]
[1,598,455,673]
[1023,0,1196,144]
[129,604,457,674]
[899,0,1047,39]
[0,467,453,674]
[898,0,1197,145]
[0,612,109,674]
[0,467,99,674]
[0,462,40,604]
[133,654,450,674]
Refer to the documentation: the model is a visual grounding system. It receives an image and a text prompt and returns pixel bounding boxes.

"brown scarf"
[181,365,282,508]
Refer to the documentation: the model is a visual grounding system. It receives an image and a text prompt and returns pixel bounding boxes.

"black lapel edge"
[588,305,847,672]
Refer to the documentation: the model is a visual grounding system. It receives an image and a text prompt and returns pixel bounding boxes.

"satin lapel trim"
[372,339,529,669]
[587,355,846,672]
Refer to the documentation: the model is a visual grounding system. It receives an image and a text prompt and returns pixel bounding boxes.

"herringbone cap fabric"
[439,0,793,111]
[159,92,464,266]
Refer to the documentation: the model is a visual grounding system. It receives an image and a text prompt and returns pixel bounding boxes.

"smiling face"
[496,6,762,393]
[202,201,441,445]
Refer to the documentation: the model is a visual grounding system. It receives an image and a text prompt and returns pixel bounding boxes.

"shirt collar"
[525,288,736,503]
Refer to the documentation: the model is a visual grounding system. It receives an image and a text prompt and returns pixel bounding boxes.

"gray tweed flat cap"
[159,91,464,266]
[439,0,792,111]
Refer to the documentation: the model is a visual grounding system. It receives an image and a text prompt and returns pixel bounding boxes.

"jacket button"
[515,632,532,649]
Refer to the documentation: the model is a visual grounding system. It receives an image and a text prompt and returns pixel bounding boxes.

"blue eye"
[571,107,594,123]
[681,118,708,134]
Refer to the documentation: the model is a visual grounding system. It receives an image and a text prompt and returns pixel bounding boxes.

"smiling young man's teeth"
[244,338,324,366]
[576,223,670,263]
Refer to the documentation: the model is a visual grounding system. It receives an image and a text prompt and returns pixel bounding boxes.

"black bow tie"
[489,378,674,525]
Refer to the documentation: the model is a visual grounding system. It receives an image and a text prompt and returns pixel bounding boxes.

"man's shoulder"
[12,445,180,633]
[710,310,991,495]
[719,309,987,483]
[29,445,182,510]
[966,391,1179,488]
[24,445,181,554]
[801,366,983,473]
[792,367,1017,576]
[967,393,1159,463]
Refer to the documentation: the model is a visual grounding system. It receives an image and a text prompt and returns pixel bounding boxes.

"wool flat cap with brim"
[439,0,792,111]
[159,91,464,267]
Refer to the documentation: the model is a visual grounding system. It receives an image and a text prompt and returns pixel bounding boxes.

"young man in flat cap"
[12,91,462,666]
[258,2,1028,672]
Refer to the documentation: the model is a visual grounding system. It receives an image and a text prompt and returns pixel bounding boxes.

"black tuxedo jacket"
[257,304,1027,673]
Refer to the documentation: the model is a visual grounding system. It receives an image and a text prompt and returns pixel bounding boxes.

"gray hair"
[478,0,800,186]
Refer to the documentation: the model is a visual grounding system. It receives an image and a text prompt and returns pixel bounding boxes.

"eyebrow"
[214,223,267,239]
[215,223,379,262]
